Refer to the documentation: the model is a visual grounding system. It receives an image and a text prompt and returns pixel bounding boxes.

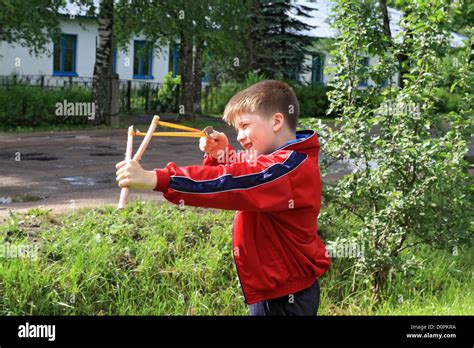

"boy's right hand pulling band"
[199,131,229,159]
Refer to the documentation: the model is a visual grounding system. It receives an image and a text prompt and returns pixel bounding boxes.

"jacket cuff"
[153,168,170,192]
[203,144,235,165]
[203,153,219,166]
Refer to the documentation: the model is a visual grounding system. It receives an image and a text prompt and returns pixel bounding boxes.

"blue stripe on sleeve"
[169,151,307,194]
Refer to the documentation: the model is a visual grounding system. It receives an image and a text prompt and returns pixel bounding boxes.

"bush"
[204,73,267,114]
[204,73,332,119]
[157,72,181,113]
[293,83,332,118]
[0,84,92,129]
[432,87,463,114]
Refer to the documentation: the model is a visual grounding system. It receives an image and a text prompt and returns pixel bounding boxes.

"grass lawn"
[1,201,472,315]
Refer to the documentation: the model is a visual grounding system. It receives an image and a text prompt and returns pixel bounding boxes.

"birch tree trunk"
[92,0,114,125]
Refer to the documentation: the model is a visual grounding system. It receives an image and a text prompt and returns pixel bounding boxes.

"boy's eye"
[235,123,249,132]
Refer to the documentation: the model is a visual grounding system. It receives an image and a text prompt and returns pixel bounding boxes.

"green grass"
[1,201,472,315]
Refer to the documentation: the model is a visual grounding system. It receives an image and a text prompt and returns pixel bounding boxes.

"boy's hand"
[199,131,229,159]
[115,159,157,190]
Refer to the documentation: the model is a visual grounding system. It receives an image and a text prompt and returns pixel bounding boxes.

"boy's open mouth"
[242,142,253,151]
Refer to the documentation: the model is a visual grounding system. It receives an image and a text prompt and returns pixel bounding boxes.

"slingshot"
[117,115,215,209]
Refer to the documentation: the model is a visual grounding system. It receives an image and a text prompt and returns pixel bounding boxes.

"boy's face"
[234,113,277,156]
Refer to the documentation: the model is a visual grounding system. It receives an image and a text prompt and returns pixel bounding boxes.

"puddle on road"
[53,135,91,140]
[90,153,123,157]
[0,194,45,204]
[68,146,92,150]
[0,152,59,161]
[61,176,96,186]
[23,153,60,161]
[61,174,114,186]
[96,145,118,149]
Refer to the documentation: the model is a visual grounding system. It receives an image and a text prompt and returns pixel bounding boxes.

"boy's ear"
[272,112,285,132]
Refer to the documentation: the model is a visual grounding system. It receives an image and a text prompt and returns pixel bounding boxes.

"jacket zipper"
[232,217,249,305]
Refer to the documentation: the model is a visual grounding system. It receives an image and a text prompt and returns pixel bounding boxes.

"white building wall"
[115,38,170,82]
[0,17,170,83]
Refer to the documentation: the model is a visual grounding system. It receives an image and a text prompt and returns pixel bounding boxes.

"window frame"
[311,52,325,84]
[358,57,370,87]
[53,34,78,77]
[133,40,154,80]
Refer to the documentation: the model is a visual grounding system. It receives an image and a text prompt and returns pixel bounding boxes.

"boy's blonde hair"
[223,80,299,131]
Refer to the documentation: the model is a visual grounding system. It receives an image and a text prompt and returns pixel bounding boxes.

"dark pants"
[250,280,320,316]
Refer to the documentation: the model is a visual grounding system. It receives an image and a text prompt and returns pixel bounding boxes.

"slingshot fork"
[117,115,215,209]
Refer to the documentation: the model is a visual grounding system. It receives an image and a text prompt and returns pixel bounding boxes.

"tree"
[238,0,316,80]
[0,0,65,55]
[115,0,243,119]
[310,0,472,302]
[92,0,115,125]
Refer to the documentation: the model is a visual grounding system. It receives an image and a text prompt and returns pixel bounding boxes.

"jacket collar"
[270,130,319,156]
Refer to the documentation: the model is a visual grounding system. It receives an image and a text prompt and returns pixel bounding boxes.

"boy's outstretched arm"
[153,150,320,212]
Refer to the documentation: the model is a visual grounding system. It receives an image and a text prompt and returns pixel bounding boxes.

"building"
[0,0,467,86]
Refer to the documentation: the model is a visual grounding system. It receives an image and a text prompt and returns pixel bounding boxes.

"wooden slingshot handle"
[117,115,160,209]
[117,126,134,209]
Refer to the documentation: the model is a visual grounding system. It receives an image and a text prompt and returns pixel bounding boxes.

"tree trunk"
[193,39,204,116]
[371,265,391,303]
[92,0,114,125]
[179,31,195,120]
[378,0,408,89]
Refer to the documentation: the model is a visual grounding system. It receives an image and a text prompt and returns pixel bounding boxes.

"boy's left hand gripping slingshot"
[117,115,215,209]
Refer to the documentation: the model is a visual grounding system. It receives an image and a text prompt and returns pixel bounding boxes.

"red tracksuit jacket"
[153,130,330,304]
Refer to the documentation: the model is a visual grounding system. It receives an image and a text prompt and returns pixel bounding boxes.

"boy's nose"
[236,130,246,143]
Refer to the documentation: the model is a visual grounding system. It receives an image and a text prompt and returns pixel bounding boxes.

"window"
[53,34,77,76]
[312,53,325,83]
[289,64,300,82]
[113,48,117,74]
[202,50,211,83]
[359,57,370,87]
[168,42,180,77]
[133,41,153,79]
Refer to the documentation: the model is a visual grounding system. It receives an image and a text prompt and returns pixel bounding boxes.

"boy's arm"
[154,150,320,212]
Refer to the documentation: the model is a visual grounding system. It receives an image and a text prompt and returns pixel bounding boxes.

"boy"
[115,80,330,315]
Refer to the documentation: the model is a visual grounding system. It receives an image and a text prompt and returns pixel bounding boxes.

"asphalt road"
[0,126,239,218]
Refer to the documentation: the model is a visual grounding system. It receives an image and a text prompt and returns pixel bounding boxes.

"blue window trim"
[53,34,78,76]
[311,53,325,84]
[133,40,154,79]
[359,57,370,87]
[172,43,179,78]
[113,48,117,74]
[202,50,210,83]
[289,64,300,82]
